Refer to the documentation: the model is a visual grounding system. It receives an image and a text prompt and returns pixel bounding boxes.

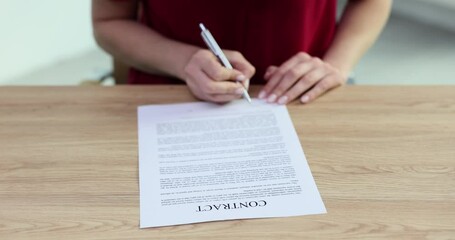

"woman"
[92,0,392,104]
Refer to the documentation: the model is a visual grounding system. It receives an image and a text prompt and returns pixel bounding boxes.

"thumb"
[231,69,249,82]
[224,50,256,80]
[264,66,278,80]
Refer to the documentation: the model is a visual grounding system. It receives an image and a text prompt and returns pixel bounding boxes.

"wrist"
[322,56,352,81]
[171,45,201,81]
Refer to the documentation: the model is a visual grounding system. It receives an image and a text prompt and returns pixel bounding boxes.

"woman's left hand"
[259,52,348,104]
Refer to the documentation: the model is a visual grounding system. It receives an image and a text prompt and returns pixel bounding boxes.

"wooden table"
[1,86,454,240]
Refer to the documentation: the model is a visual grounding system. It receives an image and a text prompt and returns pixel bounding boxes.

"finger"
[264,66,278,80]
[208,93,242,103]
[240,78,250,91]
[259,52,311,99]
[202,57,245,82]
[258,66,277,99]
[190,68,243,95]
[267,61,314,103]
[278,67,330,105]
[225,51,256,79]
[206,80,245,95]
[300,75,339,104]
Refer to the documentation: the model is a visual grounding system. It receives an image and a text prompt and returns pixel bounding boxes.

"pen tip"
[244,94,252,104]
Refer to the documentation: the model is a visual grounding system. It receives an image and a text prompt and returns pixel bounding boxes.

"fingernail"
[236,75,246,81]
[301,96,310,103]
[267,94,277,103]
[258,90,267,99]
[277,96,288,105]
[235,88,244,95]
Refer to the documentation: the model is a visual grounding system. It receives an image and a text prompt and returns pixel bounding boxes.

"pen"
[199,23,252,103]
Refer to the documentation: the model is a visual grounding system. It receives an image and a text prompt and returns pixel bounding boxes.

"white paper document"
[138,99,326,228]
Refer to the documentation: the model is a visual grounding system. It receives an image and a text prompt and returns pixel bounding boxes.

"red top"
[129,0,337,84]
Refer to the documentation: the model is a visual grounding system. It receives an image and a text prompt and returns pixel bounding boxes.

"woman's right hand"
[182,49,255,103]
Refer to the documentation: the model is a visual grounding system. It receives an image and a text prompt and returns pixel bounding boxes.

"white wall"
[425,0,455,8]
[0,0,96,84]
[393,0,455,33]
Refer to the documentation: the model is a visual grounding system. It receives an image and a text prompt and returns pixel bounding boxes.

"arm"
[92,0,255,103]
[92,0,197,79]
[260,0,392,104]
[323,0,393,79]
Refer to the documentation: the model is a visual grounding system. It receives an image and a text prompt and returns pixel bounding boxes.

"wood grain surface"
[0,86,454,240]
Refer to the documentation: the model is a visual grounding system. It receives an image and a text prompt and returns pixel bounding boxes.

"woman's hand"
[259,52,347,105]
[183,49,255,103]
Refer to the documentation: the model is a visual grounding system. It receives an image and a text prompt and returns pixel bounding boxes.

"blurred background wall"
[0,0,453,85]
[0,0,109,85]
